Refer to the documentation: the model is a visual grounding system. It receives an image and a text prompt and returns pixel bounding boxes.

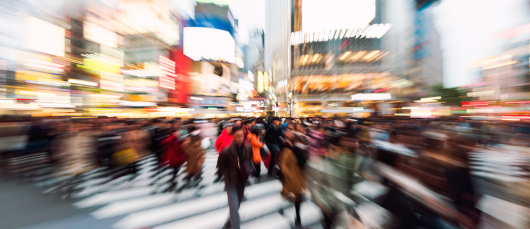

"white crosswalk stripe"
[21,149,325,229]
[469,148,529,182]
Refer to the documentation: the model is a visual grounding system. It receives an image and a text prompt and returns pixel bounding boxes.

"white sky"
[228,0,265,45]
[433,0,530,88]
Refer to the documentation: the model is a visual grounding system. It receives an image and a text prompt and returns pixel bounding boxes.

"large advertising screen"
[23,16,65,57]
[183,27,235,63]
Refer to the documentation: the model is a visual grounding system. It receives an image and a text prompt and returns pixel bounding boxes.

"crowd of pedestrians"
[1,115,530,229]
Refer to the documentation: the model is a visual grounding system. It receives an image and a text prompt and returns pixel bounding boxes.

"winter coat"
[217,143,253,187]
[280,145,306,196]
[265,125,282,148]
[214,129,233,154]
[249,133,263,164]
[160,134,187,167]
[307,129,327,157]
[52,132,97,177]
[183,137,205,177]
[329,144,364,194]
[305,156,346,216]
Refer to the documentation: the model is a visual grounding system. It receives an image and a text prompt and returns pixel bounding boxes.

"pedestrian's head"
[251,119,256,127]
[224,123,234,135]
[284,127,295,141]
[232,126,245,147]
[172,119,182,130]
[188,125,200,139]
[251,126,260,136]
[234,120,242,128]
[272,117,280,126]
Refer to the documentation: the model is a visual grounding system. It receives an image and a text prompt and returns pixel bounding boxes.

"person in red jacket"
[213,123,234,183]
[215,123,234,154]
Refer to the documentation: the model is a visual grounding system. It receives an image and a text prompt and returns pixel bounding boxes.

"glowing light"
[421,96,441,100]
[350,51,366,61]
[364,50,380,59]
[119,101,157,107]
[90,94,121,99]
[31,103,75,108]
[84,21,118,47]
[374,88,388,93]
[351,93,391,100]
[0,104,40,110]
[0,100,14,104]
[311,54,321,62]
[462,101,488,107]
[248,71,254,82]
[23,15,65,57]
[121,69,160,78]
[68,79,98,87]
[340,52,351,60]
[20,91,55,96]
[190,97,203,100]
[502,118,520,121]
[124,87,158,92]
[183,27,235,63]
[291,24,392,45]
[258,71,264,93]
[159,55,176,90]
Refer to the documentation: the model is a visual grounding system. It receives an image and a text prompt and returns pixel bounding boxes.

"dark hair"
[232,126,243,134]
[188,125,198,133]
[251,127,260,136]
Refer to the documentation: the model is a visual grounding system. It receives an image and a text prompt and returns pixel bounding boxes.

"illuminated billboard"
[183,27,235,63]
[23,16,65,57]
[159,55,176,90]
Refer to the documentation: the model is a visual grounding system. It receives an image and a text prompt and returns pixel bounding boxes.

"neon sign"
[159,55,176,90]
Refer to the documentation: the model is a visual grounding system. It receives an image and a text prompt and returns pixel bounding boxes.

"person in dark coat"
[217,126,253,229]
[265,117,282,176]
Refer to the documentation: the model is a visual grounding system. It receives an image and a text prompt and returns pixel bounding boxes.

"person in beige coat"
[280,127,308,228]
[183,126,205,181]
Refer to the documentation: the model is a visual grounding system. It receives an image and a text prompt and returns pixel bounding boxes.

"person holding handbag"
[248,127,264,178]
[217,126,254,229]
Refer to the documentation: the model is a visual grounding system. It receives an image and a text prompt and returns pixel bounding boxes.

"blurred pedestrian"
[265,117,282,176]
[248,127,264,178]
[279,128,307,228]
[215,123,234,154]
[218,126,253,229]
[183,126,205,182]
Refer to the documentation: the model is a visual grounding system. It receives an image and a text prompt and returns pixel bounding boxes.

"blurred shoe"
[295,218,302,228]
[221,221,231,229]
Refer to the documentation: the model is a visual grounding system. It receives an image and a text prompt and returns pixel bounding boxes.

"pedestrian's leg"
[172,166,179,182]
[226,185,241,229]
[267,150,276,176]
[295,195,302,228]
[132,161,138,175]
[321,208,333,229]
[237,185,245,205]
[254,162,261,177]
[214,167,222,182]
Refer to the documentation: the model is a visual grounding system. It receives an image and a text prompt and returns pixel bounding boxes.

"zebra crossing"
[468,145,529,183]
[16,150,325,229]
